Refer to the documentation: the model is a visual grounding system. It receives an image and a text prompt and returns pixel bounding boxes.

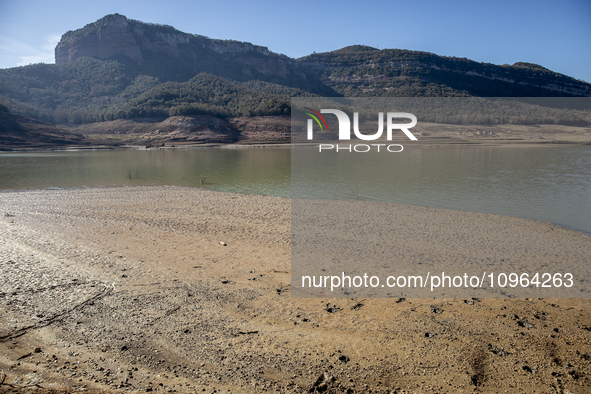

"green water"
[292,145,591,234]
[1,145,590,234]
[0,147,291,197]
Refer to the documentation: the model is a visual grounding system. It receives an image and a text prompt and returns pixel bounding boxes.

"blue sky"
[1,0,590,82]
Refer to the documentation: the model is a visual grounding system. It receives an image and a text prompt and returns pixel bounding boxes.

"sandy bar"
[1,186,591,393]
[291,198,591,298]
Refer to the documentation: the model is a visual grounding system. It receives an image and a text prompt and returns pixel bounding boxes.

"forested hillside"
[0,14,590,148]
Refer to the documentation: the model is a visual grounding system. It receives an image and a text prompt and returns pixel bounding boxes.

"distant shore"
[2,120,590,151]
[2,138,590,152]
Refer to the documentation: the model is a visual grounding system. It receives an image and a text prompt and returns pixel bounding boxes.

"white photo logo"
[304,108,418,152]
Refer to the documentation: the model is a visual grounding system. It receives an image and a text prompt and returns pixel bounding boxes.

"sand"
[1,186,591,393]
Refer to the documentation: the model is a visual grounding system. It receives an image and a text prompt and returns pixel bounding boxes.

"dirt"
[1,186,591,393]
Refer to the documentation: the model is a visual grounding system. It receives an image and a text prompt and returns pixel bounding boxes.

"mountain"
[0,14,590,147]
[54,13,329,93]
[297,45,591,97]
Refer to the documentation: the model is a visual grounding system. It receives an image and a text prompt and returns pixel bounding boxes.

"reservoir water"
[0,145,590,234]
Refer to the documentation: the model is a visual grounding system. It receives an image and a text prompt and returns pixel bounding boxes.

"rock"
[56,14,144,64]
[338,355,350,363]
[34,347,42,353]
[522,365,533,373]
[517,321,534,328]
[309,372,336,393]
[487,344,506,356]
[569,370,583,380]
[325,304,342,313]
[534,312,547,320]
[219,241,227,246]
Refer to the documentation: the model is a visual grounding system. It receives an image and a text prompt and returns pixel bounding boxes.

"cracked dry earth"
[1,186,591,394]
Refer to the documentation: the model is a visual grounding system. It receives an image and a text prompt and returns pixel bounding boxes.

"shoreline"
[2,138,590,153]
[1,181,590,237]
[1,186,591,392]
[4,119,591,153]
[1,183,590,237]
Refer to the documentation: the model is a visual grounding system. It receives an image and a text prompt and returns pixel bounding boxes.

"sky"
[0,0,590,82]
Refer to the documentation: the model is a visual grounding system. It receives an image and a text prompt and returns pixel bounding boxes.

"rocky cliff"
[1,14,590,134]
[55,14,277,65]
[54,14,319,91]
[55,14,144,64]
[53,15,591,100]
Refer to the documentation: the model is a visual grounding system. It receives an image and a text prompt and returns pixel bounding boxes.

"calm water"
[0,147,291,196]
[292,145,591,234]
[1,145,590,234]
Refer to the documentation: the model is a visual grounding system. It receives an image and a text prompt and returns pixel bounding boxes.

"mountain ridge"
[1,14,591,147]
[297,45,590,97]
[54,13,324,93]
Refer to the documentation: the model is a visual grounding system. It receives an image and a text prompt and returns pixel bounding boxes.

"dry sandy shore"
[1,186,591,394]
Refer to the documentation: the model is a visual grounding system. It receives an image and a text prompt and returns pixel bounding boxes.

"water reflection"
[0,148,291,197]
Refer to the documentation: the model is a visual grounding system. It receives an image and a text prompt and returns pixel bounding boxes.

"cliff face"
[54,15,591,99]
[54,14,312,90]
[55,14,144,64]
[55,14,279,65]
[2,13,590,133]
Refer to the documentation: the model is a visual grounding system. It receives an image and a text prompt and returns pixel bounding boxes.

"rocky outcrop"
[158,116,240,143]
[229,116,291,143]
[66,116,241,145]
[208,40,271,56]
[55,14,143,64]
[54,14,279,66]
[53,14,323,92]
[55,14,264,65]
